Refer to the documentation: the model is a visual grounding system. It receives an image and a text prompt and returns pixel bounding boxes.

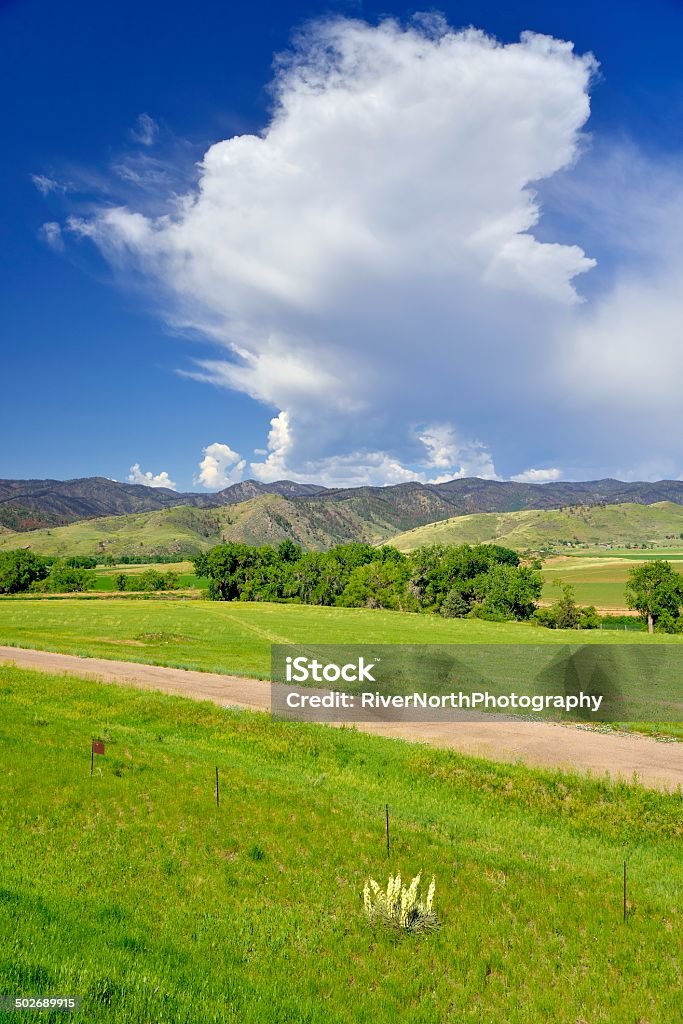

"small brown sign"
[92,741,105,756]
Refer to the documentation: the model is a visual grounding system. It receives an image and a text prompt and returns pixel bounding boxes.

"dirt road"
[2,645,682,791]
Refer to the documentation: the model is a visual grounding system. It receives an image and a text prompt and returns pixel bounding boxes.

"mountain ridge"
[2,474,683,535]
[1,491,683,559]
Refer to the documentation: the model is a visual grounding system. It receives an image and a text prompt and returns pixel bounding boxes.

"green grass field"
[566,549,683,560]
[542,557,683,610]
[1,598,682,679]
[89,563,206,593]
[0,664,681,1023]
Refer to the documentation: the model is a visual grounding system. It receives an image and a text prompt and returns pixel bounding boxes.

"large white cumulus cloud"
[196,443,246,489]
[128,463,177,489]
[77,16,647,484]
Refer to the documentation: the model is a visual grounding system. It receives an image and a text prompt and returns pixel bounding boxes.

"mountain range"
[3,475,683,533]
[1,475,683,556]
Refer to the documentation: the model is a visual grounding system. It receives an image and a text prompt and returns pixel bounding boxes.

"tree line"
[0,551,179,595]
[193,540,544,621]
[2,543,682,632]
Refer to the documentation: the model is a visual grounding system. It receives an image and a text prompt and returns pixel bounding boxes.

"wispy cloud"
[31,174,66,196]
[131,112,159,147]
[39,222,64,251]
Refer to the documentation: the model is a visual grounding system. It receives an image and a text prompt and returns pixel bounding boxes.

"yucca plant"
[362,872,438,933]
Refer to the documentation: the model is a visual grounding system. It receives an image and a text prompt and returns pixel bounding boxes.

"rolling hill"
[387,501,683,553]
[0,492,436,557]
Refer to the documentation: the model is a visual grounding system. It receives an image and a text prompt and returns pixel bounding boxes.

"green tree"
[64,555,98,569]
[277,539,302,564]
[0,550,50,593]
[162,571,180,590]
[472,563,542,621]
[408,543,520,612]
[550,580,581,629]
[197,543,274,601]
[534,581,600,631]
[439,587,470,618]
[338,559,413,611]
[287,552,330,604]
[625,560,683,633]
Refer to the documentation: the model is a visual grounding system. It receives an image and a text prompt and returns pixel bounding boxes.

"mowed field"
[1,664,681,1023]
[2,598,683,680]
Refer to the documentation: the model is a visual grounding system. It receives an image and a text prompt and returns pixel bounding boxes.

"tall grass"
[0,665,681,1023]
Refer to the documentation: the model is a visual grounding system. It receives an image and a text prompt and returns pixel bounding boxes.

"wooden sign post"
[91,739,105,775]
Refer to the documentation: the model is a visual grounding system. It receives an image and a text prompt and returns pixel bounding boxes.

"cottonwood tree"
[625,560,683,633]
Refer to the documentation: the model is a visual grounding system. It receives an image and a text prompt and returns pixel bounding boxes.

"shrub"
[440,587,469,618]
[363,872,438,934]
[531,607,557,628]
[121,570,179,592]
[578,605,601,629]
[31,562,93,593]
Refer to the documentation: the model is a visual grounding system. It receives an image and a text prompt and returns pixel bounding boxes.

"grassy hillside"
[0,491,464,557]
[389,502,683,554]
[0,504,226,558]
[0,495,383,558]
[4,490,683,562]
[1,663,681,1023]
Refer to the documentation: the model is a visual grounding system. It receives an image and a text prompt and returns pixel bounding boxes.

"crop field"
[0,664,681,1023]
[542,556,683,610]
[571,549,683,560]
[2,598,683,680]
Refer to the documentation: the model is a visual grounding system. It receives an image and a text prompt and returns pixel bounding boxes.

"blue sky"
[2,0,683,490]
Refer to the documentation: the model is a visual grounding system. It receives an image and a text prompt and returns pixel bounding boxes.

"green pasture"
[542,557,683,609]
[0,664,681,1023]
[571,549,683,560]
[90,563,206,593]
[1,598,682,680]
